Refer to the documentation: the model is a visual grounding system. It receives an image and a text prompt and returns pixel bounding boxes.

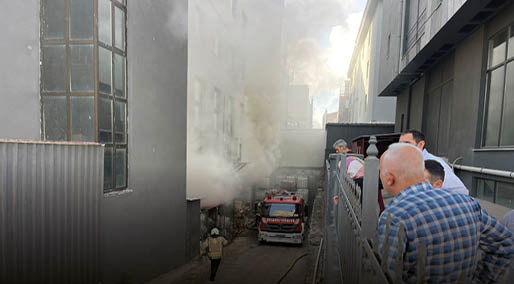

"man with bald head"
[378,143,514,283]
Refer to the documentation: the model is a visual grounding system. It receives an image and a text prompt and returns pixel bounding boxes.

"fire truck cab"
[258,190,306,245]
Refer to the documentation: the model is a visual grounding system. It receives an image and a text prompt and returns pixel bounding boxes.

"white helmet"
[210,228,220,236]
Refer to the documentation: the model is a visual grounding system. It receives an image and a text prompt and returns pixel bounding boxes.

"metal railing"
[323,136,391,284]
[323,136,473,284]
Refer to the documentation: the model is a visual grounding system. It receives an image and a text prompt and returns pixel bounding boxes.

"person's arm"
[201,239,209,250]
[474,208,514,283]
[222,237,228,246]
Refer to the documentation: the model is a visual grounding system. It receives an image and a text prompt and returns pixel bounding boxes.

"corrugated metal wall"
[0,140,103,284]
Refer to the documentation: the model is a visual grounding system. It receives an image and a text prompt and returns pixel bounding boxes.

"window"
[482,24,514,147]
[41,0,127,192]
[475,178,514,209]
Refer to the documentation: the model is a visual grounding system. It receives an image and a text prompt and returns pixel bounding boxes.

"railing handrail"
[324,136,391,284]
[335,173,362,233]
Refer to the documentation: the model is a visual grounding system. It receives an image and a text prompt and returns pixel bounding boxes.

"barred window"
[482,24,514,147]
[41,0,127,192]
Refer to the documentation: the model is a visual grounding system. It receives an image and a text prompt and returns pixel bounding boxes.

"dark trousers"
[210,258,221,281]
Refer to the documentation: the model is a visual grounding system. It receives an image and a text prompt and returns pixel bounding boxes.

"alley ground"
[148,229,315,284]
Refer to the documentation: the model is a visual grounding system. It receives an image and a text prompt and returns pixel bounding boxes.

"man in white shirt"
[399,130,469,195]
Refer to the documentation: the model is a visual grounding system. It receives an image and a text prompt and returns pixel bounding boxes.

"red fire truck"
[258,190,307,245]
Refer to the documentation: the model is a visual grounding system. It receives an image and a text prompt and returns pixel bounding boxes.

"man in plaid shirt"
[378,143,514,283]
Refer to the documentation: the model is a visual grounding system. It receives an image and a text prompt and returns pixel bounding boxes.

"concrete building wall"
[386,1,514,201]
[348,0,396,124]
[394,88,409,132]
[369,0,396,122]
[279,129,326,168]
[0,1,189,283]
[101,1,188,283]
[408,77,425,131]
[378,0,403,95]
[287,85,312,129]
[449,27,485,163]
[0,0,41,140]
[188,0,246,164]
[400,0,466,71]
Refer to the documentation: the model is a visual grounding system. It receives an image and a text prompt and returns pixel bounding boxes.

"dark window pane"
[115,148,127,188]
[501,62,514,146]
[70,96,95,142]
[99,47,112,95]
[42,96,67,141]
[70,45,94,92]
[104,147,113,190]
[42,0,65,40]
[496,182,514,209]
[114,54,126,97]
[99,0,112,45]
[489,30,507,68]
[114,7,125,51]
[42,45,66,92]
[99,97,113,143]
[509,24,514,59]
[484,67,505,146]
[476,179,495,203]
[70,0,93,40]
[114,101,126,143]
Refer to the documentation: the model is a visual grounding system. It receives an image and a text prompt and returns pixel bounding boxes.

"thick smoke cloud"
[185,0,365,205]
[186,0,285,206]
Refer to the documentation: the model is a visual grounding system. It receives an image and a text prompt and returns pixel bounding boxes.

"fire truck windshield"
[263,203,301,218]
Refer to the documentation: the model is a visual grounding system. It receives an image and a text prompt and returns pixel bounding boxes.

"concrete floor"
[147,230,313,284]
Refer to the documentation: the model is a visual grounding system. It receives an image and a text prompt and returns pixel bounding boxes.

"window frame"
[473,177,514,209]
[40,0,128,192]
[98,0,128,192]
[481,23,514,148]
[40,0,97,142]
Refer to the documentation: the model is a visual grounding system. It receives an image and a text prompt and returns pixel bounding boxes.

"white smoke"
[184,0,365,205]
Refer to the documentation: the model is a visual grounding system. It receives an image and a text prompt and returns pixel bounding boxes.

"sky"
[284,0,367,127]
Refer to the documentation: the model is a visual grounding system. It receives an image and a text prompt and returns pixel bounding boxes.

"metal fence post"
[326,153,343,283]
[362,136,379,244]
[328,154,338,214]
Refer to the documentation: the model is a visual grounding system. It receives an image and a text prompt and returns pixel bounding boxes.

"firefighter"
[234,208,245,234]
[202,228,228,281]
[255,202,263,227]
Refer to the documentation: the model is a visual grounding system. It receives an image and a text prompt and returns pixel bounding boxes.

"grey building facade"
[379,0,514,208]
[347,0,397,123]
[1,1,189,283]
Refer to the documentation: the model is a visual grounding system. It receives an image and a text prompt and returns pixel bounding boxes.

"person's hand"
[333,195,339,205]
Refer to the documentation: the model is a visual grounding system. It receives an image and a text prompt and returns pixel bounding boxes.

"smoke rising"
[185,0,364,205]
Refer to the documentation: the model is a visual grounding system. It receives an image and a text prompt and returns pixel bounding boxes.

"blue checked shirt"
[378,182,514,283]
